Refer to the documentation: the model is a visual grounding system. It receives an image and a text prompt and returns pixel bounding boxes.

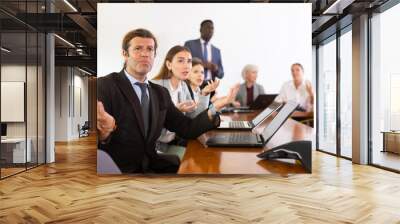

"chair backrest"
[97,149,122,174]
[82,121,90,129]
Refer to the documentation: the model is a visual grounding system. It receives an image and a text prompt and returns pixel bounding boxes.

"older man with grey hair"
[233,64,265,107]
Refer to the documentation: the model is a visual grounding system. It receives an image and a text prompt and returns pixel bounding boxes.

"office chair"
[78,121,90,138]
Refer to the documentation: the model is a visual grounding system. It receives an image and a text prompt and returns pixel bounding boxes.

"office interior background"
[1,0,400,222]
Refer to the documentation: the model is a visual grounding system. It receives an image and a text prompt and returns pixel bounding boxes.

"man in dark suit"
[184,20,224,85]
[97,28,237,174]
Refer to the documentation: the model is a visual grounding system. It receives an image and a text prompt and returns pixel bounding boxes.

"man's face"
[200,22,214,42]
[123,37,155,76]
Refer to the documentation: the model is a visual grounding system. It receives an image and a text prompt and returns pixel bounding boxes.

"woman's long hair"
[153,45,191,80]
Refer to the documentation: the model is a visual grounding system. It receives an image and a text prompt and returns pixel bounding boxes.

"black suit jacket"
[97,70,219,173]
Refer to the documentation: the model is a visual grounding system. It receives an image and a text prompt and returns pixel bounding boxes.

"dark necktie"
[135,82,150,172]
[203,42,209,79]
[135,82,149,137]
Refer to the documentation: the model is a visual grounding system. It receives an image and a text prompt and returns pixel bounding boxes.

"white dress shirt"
[200,38,212,81]
[168,79,184,105]
[275,80,313,112]
[124,70,149,103]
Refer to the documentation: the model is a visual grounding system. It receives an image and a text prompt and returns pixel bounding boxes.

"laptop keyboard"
[229,121,249,129]
[229,133,258,143]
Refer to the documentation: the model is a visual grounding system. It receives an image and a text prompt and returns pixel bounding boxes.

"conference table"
[178,111,313,175]
[291,111,314,127]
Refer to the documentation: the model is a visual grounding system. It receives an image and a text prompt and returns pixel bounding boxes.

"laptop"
[218,101,282,130]
[249,94,278,109]
[206,100,299,147]
[220,106,253,113]
[220,94,278,113]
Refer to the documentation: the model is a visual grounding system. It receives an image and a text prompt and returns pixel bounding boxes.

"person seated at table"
[186,57,220,108]
[233,64,265,107]
[152,45,238,159]
[275,63,314,112]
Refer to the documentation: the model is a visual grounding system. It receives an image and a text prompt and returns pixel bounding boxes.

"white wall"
[1,82,24,122]
[45,0,55,164]
[1,64,45,163]
[72,73,89,138]
[55,67,69,141]
[55,67,89,141]
[1,65,30,138]
[98,3,312,95]
[1,65,26,140]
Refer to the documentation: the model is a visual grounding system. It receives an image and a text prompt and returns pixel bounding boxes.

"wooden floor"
[1,167,26,178]
[1,163,45,178]
[1,135,400,223]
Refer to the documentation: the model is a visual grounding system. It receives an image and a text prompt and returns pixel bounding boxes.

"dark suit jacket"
[97,70,219,173]
[184,39,224,79]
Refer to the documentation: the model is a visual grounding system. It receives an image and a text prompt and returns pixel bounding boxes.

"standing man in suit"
[184,19,224,87]
[97,28,238,174]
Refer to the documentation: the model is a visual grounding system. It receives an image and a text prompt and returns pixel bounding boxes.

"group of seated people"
[233,63,314,112]
[148,44,314,160]
[97,27,314,174]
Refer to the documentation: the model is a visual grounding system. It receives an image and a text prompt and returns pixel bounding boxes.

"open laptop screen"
[261,100,299,142]
[251,101,282,126]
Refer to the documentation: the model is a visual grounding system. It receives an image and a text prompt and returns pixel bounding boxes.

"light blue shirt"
[124,70,149,104]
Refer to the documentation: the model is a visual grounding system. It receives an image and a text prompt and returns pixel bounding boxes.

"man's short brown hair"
[122,28,158,53]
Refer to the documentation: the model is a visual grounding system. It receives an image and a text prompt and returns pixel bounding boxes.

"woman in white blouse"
[275,63,314,112]
[152,46,236,157]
